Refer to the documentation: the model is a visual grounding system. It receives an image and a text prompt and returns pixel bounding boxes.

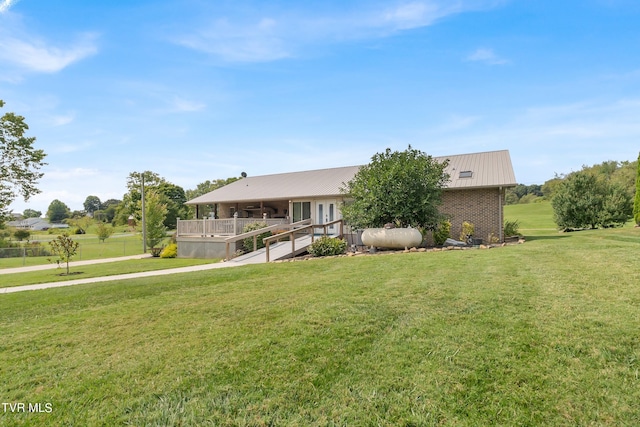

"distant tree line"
[25,173,240,231]
[506,159,637,207]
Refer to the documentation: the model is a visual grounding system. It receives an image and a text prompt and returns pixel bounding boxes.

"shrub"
[160,243,178,258]
[308,236,347,257]
[242,222,272,252]
[504,219,521,237]
[432,219,451,246]
[13,229,31,241]
[459,221,475,241]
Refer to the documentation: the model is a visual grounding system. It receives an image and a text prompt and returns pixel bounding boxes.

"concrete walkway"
[0,255,246,294]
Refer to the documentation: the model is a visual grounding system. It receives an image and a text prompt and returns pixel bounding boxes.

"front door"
[316,200,336,233]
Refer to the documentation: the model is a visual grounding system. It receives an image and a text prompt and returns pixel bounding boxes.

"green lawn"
[0,234,148,268]
[504,201,556,235]
[1,216,639,425]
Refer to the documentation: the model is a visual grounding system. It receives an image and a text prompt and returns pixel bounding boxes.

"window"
[459,170,473,178]
[292,202,311,222]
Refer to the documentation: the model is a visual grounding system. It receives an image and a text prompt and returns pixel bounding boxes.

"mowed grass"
[504,201,556,235]
[0,258,219,288]
[0,234,146,268]
[1,207,640,425]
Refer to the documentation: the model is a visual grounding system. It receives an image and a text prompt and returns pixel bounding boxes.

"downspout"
[498,186,503,242]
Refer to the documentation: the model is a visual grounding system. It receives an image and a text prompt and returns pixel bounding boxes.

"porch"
[176,216,289,259]
[176,216,288,238]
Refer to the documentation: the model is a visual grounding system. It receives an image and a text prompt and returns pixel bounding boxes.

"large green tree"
[340,146,449,230]
[116,171,189,228]
[552,171,632,229]
[0,100,47,225]
[47,199,71,223]
[23,208,42,218]
[83,195,102,215]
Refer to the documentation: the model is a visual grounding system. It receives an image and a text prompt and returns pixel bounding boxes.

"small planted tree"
[95,222,114,243]
[49,233,80,275]
[144,189,168,256]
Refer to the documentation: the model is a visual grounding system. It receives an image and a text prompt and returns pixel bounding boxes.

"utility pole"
[141,173,147,253]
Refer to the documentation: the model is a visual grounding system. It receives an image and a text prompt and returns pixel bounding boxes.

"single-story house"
[6,217,70,231]
[179,149,516,257]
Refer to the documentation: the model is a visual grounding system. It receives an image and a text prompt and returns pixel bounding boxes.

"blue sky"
[2,0,640,214]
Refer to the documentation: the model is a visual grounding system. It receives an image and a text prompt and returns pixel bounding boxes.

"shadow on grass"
[523,234,570,242]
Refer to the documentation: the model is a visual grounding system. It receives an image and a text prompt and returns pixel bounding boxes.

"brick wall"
[436,188,504,244]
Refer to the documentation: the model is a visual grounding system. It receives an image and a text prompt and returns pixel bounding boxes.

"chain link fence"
[0,239,144,267]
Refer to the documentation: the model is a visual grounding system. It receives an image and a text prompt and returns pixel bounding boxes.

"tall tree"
[157,181,189,228]
[47,199,71,223]
[144,189,168,254]
[83,195,102,215]
[0,100,47,225]
[634,152,640,225]
[340,146,449,230]
[23,208,42,218]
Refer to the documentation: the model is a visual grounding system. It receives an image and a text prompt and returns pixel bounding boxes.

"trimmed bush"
[13,229,31,241]
[308,236,347,257]
[432,220,451,246]
[459,221,475,241]
[242,222,272,252]
[160,243,178,258]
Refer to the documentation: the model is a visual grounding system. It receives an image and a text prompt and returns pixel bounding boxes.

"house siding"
[438,188,504,244]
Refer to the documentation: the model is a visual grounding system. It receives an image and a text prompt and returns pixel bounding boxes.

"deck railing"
[264,219,344,262]
[177,217,288,237]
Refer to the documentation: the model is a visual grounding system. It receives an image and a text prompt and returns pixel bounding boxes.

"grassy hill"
[504,200,556,234]
[2,205,640,425]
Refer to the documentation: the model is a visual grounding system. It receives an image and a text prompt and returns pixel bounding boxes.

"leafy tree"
[116,171,190,228]
[340,146,449,229]
[97,198,121,223]
[23,209,42,218]
[0,100,47,225]
[47,199,71,223]
[83,195,102,214]
[49,233,79,275]
[144,189,168,255]
[634,152,640,225]
[95,222,114,243]
[185,177,240,218]
[157,181,189,228]
[67,216,92,234]
[552,171,632,229]
[541,175,564,200]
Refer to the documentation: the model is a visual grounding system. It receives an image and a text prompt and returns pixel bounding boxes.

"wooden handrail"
[263,219,343,262]
[224,219,311,260]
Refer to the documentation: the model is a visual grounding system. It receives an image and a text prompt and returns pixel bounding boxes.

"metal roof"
[187,149,516,205]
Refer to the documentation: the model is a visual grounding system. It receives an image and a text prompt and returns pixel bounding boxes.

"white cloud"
[174,17,290,63]
[172,97,206,112]
[0,0,18,14]
[466,48,509,65]
[173,1,504,63]
[0,33,98,73]
[50,113,75,126]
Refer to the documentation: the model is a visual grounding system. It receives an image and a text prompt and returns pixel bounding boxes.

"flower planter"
[361,228,423,249]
